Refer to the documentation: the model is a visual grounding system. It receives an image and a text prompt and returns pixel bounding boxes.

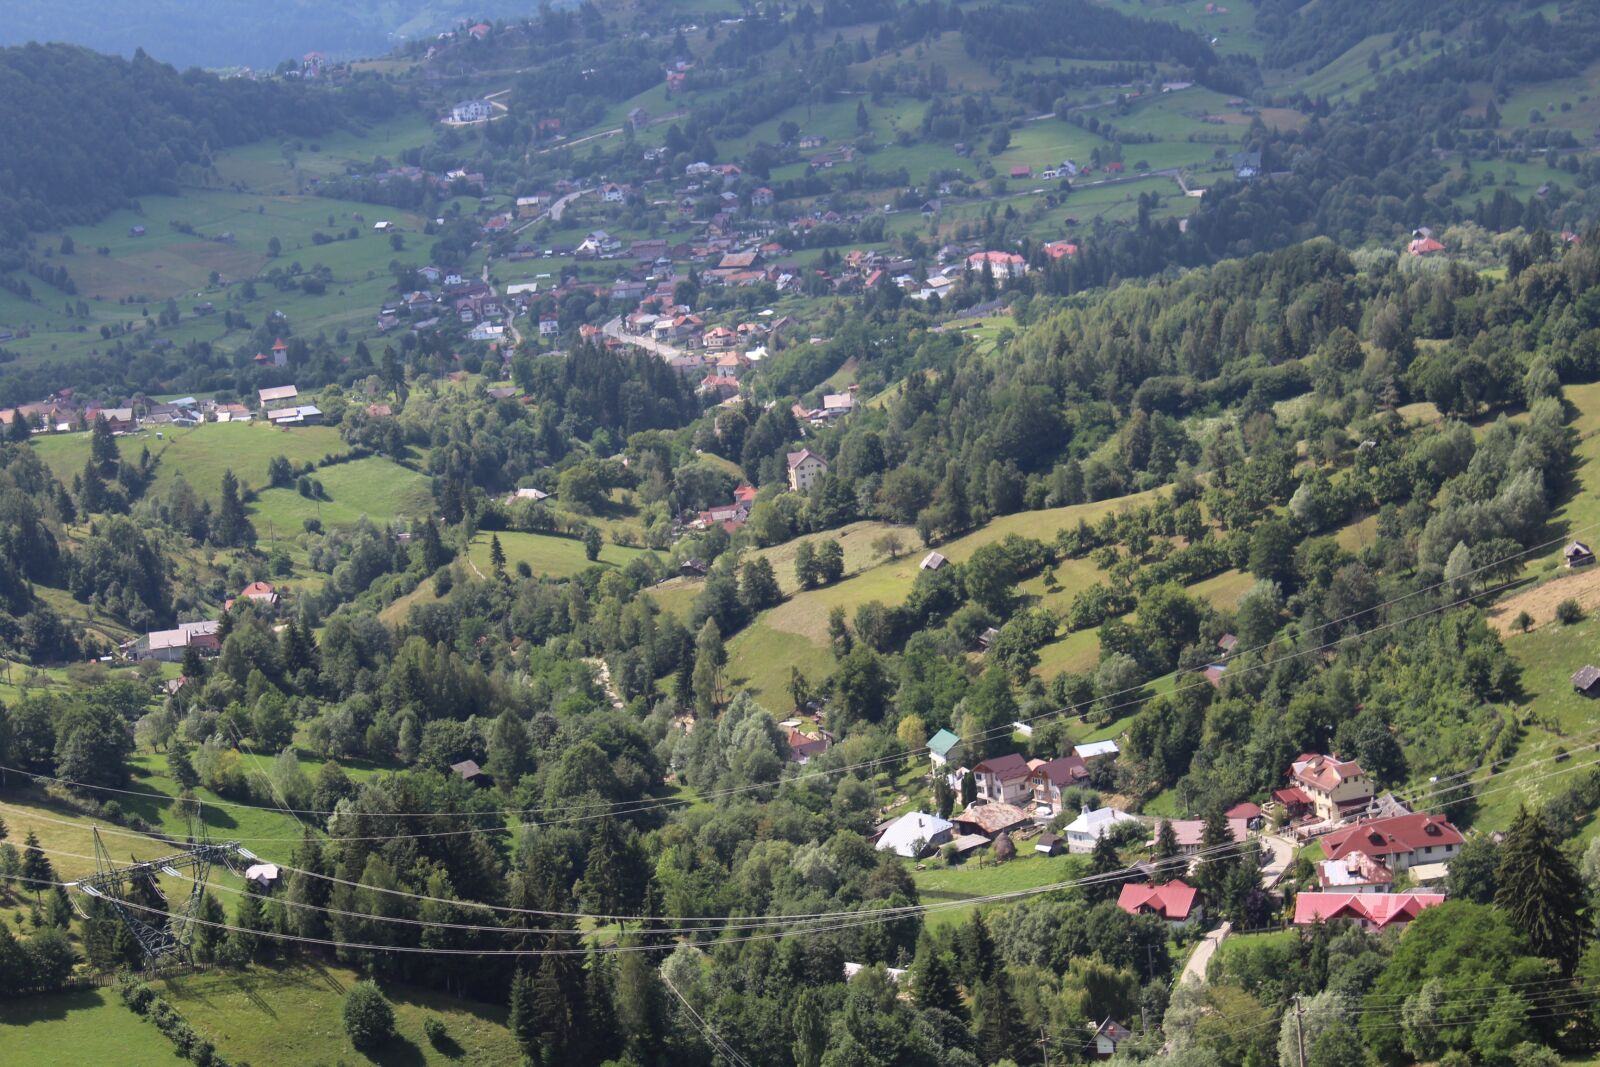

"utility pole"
[1292,993,1307,1067]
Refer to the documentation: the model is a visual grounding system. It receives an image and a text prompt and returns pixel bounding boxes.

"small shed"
[920,551,947,571]
[1035,832,1064,856]
[449,759,486,784]
[1573,665,1600,696]
[1566,541,1595,568]
[977,626,1001,650]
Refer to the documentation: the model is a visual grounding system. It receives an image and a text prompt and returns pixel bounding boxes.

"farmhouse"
[927,728,962,770]
[266,405,322,426]
[875,812,953,857]
[1566,540,1595,567]
[786,449,829,493]
[225,581,280,611]
[131,620,221,662]
[94,407,136,434]
[257,385,299,408]
[1064,806,1140,853]
[952,802,1032,839]
[1089,1019,1133,1059]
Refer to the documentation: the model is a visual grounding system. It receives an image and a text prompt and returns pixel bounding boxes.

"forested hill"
[0,44,408,242]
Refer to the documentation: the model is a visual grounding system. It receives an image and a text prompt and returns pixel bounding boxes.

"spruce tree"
[490,534,507,580]
[1193,807,1239,902]
[972,968,1028,1065]
[1496,807,1590,972]
[958,910,997,986]
[1153,819,1181,877]
[1086,832,1125,902]
[692,618,724,715]
[21,831,53,901]
[508,966,541,1059]
[912,930,963,1016]
[213,469,255,547]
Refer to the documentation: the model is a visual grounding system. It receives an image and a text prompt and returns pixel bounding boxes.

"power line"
[0,547,1556,846]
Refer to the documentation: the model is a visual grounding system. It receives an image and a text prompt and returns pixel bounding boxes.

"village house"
[1157,817,1248,857]
[1292,891,1445,931]
[601,182,627,203]
[953,802,1032,839]
[1320,813,1463,871]
[450,759,488,785]
[538,313,560,337]
[1317,849,1394,892]
[451,97,492,123]
[927,729,962,771]
[1286,753,1375,823]
[1042,241,1079,259]
[784,727,833,764]
[874,812,953,858]
[266,404,323,426]
[1028,756,1089,814]
[786,449,829,493]
[1064,806,1141,853]
[1089,1019,1133,1059]
[972,753,1033,806]
[225,581,280,611]
[1408,235,1446,256]
[93,407,136,434]
[130,620,221,662]
[966,251,1029,279]
[1116,880,1201,925]
[1566,540,1595,567]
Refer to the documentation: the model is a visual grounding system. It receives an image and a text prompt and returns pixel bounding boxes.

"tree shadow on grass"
[369,1035,427,1067]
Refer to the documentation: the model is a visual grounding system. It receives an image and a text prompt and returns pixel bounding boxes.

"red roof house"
[1408,236,1446,256]
[1320,814,1463,871]
[1293,892,1445,929]
[1117,880,1200,923]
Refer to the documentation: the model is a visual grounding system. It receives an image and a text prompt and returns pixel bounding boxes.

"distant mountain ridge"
[0,0,538,69]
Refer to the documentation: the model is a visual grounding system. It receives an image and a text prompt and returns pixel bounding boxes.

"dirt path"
[1487,566,1600,635]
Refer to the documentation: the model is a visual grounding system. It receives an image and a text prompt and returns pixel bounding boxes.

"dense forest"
[0,44,407,242]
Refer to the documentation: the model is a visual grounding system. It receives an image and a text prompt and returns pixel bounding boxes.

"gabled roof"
[1065,806,1139,836]
[786,448,827,471]
[1292,754,1365,791]
[1117,880,1198,921]
[954,802,1032,835]
[875,812,953,856]
[1293,892,1444,928]
[1574,665,1600,692]
[1074,740,1120,759]
[1030,756,1088,788]
[920,551,947,570]
[1321,814,1463,861]
[449,759,483,779]
[927,729,961,757]
[972,752,1031,782]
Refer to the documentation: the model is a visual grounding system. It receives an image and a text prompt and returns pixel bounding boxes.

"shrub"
[423,1016,448,1048]
[343,980,395,1051]
[1556,598,1584,625]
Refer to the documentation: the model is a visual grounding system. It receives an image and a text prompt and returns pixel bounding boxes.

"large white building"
[451,99,494,124]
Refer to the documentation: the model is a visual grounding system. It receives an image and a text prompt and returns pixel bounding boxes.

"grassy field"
[465,530,649,579]
[0,790,178,880]
[156,962,521,1066]
[0,988,187,1065]
[251,455,432,531]
[912,851,1087,929]
[34,421,352,500]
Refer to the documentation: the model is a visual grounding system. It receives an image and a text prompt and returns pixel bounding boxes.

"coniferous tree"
[191,890,225,963]
[1153,818,1181,875]
[972,968,1028,1065]
[912,929,963,1016]
[285,830,330,940]
[508,966,541,1060]
[1496,807,1590,973]
[1193,807,1239,902]
[212,469,255,547]
[958,910,997,986]
[692,618,724,715]
[490,534,508,580]
[1086,832,1124,903]
[21,830,52,902]
[420,518,448,572]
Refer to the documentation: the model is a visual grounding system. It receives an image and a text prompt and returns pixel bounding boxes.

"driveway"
[1180,920,1231,985]
[1259,832,1297,887]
